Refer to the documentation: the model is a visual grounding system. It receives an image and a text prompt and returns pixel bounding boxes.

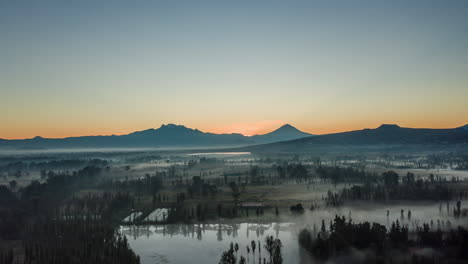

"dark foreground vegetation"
[299,215,468,263]
[0,166,141,264]
[219,237,283,264]
[14,219,139,264]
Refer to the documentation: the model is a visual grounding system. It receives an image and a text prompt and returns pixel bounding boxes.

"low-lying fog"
[122,201,468,264]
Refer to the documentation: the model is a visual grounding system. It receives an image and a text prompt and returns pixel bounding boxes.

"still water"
[121,223,302,264]
[121,201,468,264]
[187,152,251,156]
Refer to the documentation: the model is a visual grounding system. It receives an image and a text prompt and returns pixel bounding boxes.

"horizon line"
[1,122,467,141]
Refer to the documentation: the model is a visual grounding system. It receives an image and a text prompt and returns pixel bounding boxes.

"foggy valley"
[1,1,468,264]
[1,126,468,263]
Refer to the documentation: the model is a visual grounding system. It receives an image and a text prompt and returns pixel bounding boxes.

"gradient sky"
[1,0,468,139]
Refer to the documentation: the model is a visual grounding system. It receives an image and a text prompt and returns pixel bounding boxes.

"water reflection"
[120,223,293,241]
[121,223,300,264]
[121,202,468,264]
[187,152,251,156]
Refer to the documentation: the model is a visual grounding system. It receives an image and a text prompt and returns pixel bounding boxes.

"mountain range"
[0,124,313,150]
[239,124,468,153]
[1,123,467,153]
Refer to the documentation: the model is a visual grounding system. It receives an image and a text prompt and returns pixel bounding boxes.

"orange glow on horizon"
[1,119,467,140]
[206,120,286,136]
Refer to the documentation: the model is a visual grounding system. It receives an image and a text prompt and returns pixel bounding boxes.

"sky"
[1,0,468,139]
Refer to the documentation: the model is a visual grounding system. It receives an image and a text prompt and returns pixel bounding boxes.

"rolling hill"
[241,124,468,153]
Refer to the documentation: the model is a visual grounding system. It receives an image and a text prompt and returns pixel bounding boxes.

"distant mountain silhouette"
[250,124,313,144]
[0,123,312,150]
[241,124,468,153]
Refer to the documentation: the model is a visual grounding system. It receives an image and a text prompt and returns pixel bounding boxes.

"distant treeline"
[315,165,374,185]
[0,159,108,174]
[324,171,465,206]
[124,154,162,163]
[100,174,163,195]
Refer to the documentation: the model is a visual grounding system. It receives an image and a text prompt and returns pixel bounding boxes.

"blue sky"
[1,0,468,138]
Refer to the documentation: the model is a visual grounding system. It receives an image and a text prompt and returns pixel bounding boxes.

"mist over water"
[123,201,468,264]
[122,223,302,264]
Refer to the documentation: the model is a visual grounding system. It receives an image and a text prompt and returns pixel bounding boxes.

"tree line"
[299,215,468,263]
